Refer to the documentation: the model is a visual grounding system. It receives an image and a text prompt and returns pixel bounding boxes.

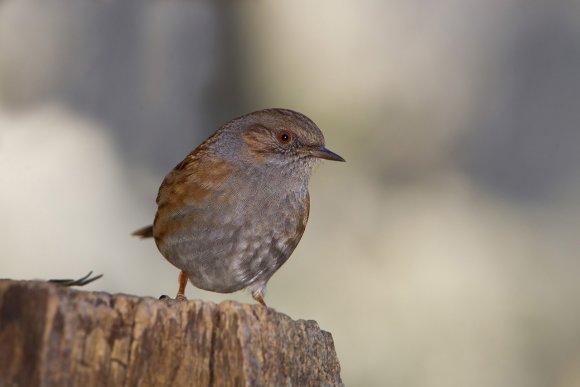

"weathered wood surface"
[0,280,342,386]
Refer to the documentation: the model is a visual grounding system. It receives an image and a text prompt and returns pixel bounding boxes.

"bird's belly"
[155,203,306,293]
[159,228,292,293]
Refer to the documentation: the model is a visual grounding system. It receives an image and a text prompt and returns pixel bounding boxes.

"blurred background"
[1,0,580,385]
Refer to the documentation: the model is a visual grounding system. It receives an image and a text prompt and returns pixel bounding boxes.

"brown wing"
[153,148,233,242]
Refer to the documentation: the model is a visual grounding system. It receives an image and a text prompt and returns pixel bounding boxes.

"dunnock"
[133,108,344,306]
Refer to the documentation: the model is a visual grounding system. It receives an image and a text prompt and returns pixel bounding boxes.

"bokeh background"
[2,0,580,385]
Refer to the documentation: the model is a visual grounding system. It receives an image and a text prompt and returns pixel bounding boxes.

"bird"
[133,108,344,306]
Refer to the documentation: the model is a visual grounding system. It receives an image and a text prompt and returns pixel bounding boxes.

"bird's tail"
[132,225,154,238]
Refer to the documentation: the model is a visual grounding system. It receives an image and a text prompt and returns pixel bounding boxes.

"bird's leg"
[175,270,188,301]
[158,271,189,301]
[251,288,267,307]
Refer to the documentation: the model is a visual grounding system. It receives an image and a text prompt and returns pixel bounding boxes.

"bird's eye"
[277,130,292,145]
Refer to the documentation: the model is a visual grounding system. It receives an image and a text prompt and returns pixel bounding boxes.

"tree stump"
[0,280,342,386]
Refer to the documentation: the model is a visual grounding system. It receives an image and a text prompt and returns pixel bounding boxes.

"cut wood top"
[0,279,342,387]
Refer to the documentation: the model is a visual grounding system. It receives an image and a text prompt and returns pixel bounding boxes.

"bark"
[0,280,342,386]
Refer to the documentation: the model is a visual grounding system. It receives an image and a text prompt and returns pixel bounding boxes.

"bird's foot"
[158,293,187,301]
[175,292,187,301]
[159,270,189,301]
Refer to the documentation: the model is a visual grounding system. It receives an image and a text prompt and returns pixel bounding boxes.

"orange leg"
[175,270,188,301]
[252,289,267,307]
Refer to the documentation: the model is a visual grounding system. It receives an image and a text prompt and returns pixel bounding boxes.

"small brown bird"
[133,108,344,306]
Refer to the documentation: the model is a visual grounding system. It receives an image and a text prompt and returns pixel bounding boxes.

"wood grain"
[0,280,342,387]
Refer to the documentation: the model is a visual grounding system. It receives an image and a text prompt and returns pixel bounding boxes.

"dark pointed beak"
[309,146,345,162]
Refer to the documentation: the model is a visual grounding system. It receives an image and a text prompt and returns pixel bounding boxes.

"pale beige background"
[2,1,580,386]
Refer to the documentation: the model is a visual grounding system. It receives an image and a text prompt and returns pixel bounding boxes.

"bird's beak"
[309,146,345,162]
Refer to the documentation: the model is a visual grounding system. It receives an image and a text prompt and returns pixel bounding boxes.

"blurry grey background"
[1,1,580,386]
